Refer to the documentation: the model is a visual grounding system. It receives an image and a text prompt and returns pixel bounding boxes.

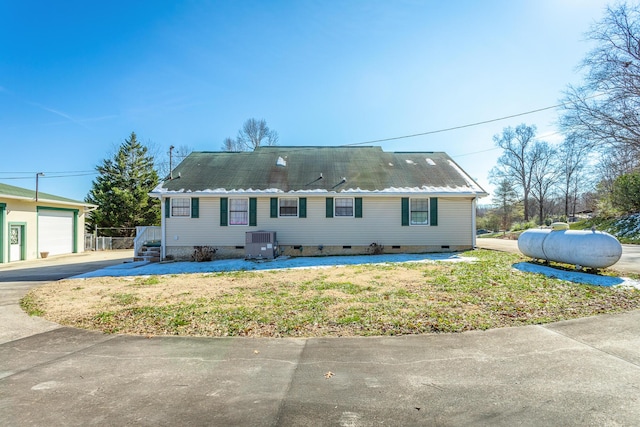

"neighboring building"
[0,183,96,263]
[148,146,488,260]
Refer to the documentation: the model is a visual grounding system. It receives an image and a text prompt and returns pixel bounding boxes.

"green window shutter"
[165,198,170,218]
[401,197,409,226]
[249,197,257,226]
[326,197,333,218]
[220,197,228,226]
[299,198,307,218]
[191,198,199,218]
[430,197,438,226]
[355,197,362,218]
[270,198,278,218]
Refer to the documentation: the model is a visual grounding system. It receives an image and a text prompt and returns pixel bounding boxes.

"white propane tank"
[517,225,622,269]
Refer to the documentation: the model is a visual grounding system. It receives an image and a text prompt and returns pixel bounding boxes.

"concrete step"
[134,255,161,263]
[136,245,161,263]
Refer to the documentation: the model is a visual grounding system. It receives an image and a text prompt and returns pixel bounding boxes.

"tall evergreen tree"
[86,132,160,237]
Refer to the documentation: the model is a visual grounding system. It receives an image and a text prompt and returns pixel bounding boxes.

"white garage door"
[38,210,74,255]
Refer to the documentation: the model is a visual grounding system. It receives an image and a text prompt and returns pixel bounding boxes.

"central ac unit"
[245,231,277,259]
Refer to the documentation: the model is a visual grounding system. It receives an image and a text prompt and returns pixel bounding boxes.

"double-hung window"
[171,198,191,217]
[410,198,429,225]
[229,198,249,225]
[335,197,354,217]
[279,198,298,217]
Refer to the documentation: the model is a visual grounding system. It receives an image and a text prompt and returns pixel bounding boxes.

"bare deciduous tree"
[489,124,539,221]
[221,137,240,152]
[560,3,640,153]
[236,118,279,151]
[529,141,559,225]
[595,144,640,194]
[557,135,592,218]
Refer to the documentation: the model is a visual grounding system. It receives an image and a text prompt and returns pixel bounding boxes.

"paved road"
[1,250,640,426]
[0,250,134,344]
[476,238,640,274]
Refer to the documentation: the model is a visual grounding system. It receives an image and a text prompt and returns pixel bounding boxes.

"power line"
[0,170,95,174]
[345,104,561,146]
[343,94,603,147]
[0,172,97,180]
[451,147,501,158]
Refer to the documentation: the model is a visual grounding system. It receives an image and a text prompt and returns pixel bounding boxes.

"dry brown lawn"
[21,250,640,337]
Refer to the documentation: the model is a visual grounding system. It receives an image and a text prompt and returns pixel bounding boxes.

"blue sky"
[0,0,611,202]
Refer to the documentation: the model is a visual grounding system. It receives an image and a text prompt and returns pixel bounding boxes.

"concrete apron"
[1,312,640,426]
[1,249,639,425]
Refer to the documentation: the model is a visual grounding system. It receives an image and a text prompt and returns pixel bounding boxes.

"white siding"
[164,196,474,248]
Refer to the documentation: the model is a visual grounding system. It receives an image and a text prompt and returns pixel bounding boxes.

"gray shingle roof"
[154,146,486,195]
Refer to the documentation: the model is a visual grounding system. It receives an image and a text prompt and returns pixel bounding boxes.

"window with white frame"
[171,198,191,217]
[229,198,249,225]
[335,197,354,217]
[279,197,298,217]
[410,198,429,225]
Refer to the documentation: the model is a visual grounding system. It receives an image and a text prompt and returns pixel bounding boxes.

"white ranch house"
[145,146,487,261]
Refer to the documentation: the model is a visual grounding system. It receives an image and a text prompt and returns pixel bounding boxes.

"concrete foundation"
[165,244,471,261]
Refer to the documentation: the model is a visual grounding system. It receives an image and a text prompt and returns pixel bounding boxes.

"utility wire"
[0,172,97,180]
[344,104,561,146]
[343,94,602,147]
[0,170,94,174]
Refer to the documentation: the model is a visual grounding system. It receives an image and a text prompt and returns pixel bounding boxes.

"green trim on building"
[299,197,307,218]
[191,198,200,218]
[0,203,6,263]
[401,198,409,226]
[220,198,228,226]
[430,198,438,226]
[73,210,79,252]
[8,222,27,261]
[249,198,257,226]
[326,198,333,218]
[354,197,362,218]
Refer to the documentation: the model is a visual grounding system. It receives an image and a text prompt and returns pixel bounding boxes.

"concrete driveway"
[0,250,134,344]
[1,250,640,426]
[476,237,640,274]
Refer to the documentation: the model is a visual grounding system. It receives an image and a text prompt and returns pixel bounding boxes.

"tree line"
[484,2,640,232]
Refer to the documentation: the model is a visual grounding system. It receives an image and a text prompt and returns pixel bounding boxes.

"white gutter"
[149,189,489,198]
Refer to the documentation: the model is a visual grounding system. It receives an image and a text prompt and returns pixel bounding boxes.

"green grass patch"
[131,276,162,286]
[110,293,138,306]
[20,294,45,316]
